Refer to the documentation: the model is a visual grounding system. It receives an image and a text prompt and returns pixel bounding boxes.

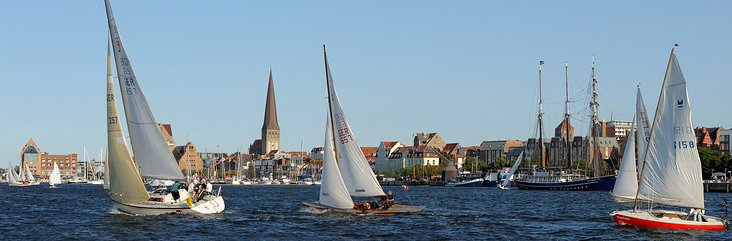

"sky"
[1,1,731,167]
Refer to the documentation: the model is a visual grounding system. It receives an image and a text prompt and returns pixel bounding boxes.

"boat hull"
[514,175,616,191]
[113,195,225,215]
[611,210,725,230]
[303,202,425,214]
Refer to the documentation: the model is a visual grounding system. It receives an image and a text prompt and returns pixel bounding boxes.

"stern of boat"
[191,195,225,214]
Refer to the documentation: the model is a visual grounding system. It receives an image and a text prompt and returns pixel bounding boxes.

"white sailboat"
[498,151,524,190]
[7,162,29,186]
[303,46,424,214]
[611,47,726,230]
[105,0,223,215]
[24,162,40,185]
[49,162,62,188]
[103,154,110,190]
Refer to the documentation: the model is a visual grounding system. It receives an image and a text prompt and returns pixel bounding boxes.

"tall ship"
[514,60,616,191]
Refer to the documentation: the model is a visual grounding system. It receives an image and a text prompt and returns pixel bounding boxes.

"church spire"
[262,68,280,131]
[261,68,280,154]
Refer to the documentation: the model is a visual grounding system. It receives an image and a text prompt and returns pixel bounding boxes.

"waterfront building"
[413,132,446,150]
[526,138,550,168]
[387,146,440,171]
[719,129,731,155]
[159,123,175,150]
[21,138,78,178]
[479,140,523,165]
[695,126,725,150]
[250,69,280,155]
[373,141,405,172]
[172,142,204,172]
[603,120,633,141]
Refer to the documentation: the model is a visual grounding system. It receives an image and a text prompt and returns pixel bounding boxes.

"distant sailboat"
[7,162,28,186]
[302,46,424,214]
[105,0,224,215]
[611,48,727,230]
[49,162,62,188]
[498,151,524,190]
[24,163,40,186]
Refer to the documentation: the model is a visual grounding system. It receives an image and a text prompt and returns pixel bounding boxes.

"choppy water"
[1,184,730,240]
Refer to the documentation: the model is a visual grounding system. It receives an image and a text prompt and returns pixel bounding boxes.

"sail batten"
[105,0,184,181]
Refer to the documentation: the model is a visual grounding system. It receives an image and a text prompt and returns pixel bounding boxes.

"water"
[1,184,730,240]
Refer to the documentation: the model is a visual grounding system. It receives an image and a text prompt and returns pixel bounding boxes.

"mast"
[565,62,572,168]
[538,61,545,169]
[323,45,339,165]
[589,55,600,177]
[633,48,676,212]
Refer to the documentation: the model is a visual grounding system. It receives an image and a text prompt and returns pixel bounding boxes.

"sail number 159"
[674,140,695,149]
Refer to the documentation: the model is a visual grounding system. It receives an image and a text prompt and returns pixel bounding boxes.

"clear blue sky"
[1,1,730,167]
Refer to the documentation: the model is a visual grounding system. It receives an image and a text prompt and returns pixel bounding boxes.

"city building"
[250,69,280,155]
[479,140,523,165]
[172,142,204,172]
[604,120,633,141]
[719,129,731,155]
[695,126,725,150]
[20,138,78,178]
[373,141,405,172]
[413,132,447,150]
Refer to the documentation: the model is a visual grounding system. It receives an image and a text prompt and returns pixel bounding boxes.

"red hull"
[613,211,725,230]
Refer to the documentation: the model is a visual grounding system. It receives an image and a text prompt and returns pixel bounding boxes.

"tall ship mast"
[514,60,617,191]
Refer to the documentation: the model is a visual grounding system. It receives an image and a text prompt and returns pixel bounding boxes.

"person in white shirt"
[205,180,213,195]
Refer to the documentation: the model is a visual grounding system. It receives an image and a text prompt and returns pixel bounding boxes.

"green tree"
[699,147,722,179]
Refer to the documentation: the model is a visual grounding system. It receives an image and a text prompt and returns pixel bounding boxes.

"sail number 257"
[674,140,695,149]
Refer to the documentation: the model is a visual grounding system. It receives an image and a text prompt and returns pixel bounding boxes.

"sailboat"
[7,162,29,186]
[105,0,224,215]
[611,87,652,201]
[302,46,425,214]
[611,48,727,230]
[23,162,40,186]
[514,60,616,191]
[498,151,524,190]
[49,162,62,188]
[103,154,110,190]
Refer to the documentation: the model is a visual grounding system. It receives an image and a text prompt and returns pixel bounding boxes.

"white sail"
[613,117,637,198]
[501,151,524,188]
[49,162,62,186]
[324,47,385,197]
[635,88,651,174]
[105,0,185,181]
[638,49,704,209]
[104,36,149,204]
[103,156,110,190]
[25,164,35,182]
[319,117,355,209]
[7,162,19,185]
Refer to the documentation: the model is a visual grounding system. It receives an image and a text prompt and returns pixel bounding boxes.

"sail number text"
[674,140,695,149]
[108,116,118,125]
[334,113,354,144]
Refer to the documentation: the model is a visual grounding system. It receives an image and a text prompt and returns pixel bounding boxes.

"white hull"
[113,195,225,215]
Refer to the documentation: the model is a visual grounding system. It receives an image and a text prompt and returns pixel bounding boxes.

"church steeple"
[261,68,280,154]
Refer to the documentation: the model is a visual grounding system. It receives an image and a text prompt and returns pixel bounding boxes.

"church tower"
[261,69,280,155]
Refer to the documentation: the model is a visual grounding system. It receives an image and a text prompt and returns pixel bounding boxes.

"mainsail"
[324,46,385,197]
[319,117,355,209]
[105,38,149,204]
[105,0,185,181]
[613,117,637,197]
[638,49,704,209]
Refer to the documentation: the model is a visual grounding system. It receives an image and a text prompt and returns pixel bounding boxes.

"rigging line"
[118,1,178,136]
